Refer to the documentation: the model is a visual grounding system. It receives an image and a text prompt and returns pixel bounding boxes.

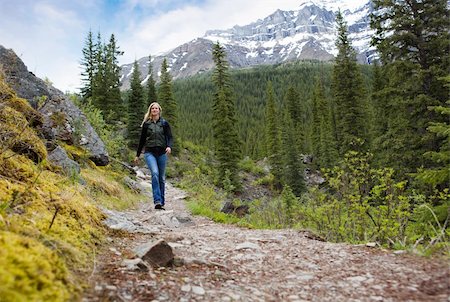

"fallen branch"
[109,157,136,175]
[48,204,60,230]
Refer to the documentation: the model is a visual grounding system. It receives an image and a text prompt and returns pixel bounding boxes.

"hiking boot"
[155,204,166,210]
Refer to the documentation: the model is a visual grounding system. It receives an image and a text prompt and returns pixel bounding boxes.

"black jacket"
[136,118,173,156]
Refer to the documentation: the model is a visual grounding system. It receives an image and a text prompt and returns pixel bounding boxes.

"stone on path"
[133,239,174,268]
[121,258,149,271]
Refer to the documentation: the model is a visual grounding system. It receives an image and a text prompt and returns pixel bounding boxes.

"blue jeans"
[144,152,167,206]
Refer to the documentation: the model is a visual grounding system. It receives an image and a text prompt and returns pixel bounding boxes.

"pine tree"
[146,55,157,106]
[80,30,96,101]
[104,34,124,121]
[83,32,124,123]
[211,42,241,190]
[158,58,178,154]
[371,0,450,175]
[369,61,390,167]
[311,77,338,168]
[285,85,301,124]
[285,86,308,153]
[414,76,450,189]
[281,106,307,197]
[127,60,145,149]
[91,32,107,113]
[332,11,367,156]
[265,81,283,188]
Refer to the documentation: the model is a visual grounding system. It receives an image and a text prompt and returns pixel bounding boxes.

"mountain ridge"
[119,0,374,90]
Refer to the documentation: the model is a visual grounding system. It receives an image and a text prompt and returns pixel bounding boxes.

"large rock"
[47,146,80,175]
[221,201,249,217]
[133,239,174,268]
[0,45,109,166]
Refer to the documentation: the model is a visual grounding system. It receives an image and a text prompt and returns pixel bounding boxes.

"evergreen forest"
[172,61,372,160]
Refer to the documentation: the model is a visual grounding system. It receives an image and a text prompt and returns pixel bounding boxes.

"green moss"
[0,231,73,301]
[59,142,96,167]
[0,152,38,183]
[81,166,142,210]
[0,71,43,126]
[0,106,47,163]
[0,168,107,299]
[50,111,67,128]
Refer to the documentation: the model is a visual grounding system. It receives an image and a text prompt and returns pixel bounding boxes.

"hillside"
[0,50,143,300]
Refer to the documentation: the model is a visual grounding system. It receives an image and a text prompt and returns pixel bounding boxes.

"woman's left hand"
[165,147,172,154]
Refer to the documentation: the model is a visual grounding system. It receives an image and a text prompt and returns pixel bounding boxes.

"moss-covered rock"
[0,166,107,300]
[0,69,109,301]
[0,67,145,301]
[0,73,43,127]
[0,105,47,163]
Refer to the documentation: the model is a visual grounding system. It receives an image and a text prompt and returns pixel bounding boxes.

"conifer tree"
[369,62,390,167]
[81,32,124,122]
[158,58,178,154]
[80,30,96,101]
[415,98,450,189]
[312,77,338,168]
[281,106,306,197]
[146,55,157,106]
[91,32,107,113]
[285,85,301,124]
[311,79,321,165]
[332,11,367,156]
[265,81,283,188]
[127,60,145,149]
[211,42,241,190]
[104,34,124,121]
[371,0,450,175]
[285,86,308,153]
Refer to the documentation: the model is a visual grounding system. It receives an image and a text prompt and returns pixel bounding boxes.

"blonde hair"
[141,102,162,126]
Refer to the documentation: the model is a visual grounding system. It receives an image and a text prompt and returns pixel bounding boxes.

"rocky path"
[83,176,449,302]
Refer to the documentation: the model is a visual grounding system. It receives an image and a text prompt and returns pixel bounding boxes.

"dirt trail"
[82,180,449,302]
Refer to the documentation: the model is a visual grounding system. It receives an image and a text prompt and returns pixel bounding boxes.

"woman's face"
[151,105,160,116]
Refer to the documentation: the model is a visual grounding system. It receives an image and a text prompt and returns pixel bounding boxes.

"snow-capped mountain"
[119,0,374,90]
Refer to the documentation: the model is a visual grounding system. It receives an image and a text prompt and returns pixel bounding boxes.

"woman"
[134,102,173,210]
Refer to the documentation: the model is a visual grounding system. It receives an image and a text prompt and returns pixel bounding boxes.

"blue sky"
[0,0,355,92]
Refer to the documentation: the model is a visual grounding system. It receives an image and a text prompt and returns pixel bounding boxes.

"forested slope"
[173,61,372,159]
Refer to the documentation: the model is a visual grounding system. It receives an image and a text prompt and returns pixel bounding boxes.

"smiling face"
[150,104,161,119]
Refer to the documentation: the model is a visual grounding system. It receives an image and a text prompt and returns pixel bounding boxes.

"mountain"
[119,0,374,90]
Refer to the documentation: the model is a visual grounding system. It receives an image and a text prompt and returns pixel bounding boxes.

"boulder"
[221,201,249,217]
[121,258,149,272]
[133,239,174,268]
[47,146,80,175]
[0,45,109,166]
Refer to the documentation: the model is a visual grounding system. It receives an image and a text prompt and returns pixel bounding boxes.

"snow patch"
[299,0,366,12]
[204,35,231,45]
[126,67,134,78]
[180,62,188,71]
[141,74,149,85]
[246,51,258,58]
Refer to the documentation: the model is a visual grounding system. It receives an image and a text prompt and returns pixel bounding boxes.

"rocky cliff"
[0,45,109,167]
